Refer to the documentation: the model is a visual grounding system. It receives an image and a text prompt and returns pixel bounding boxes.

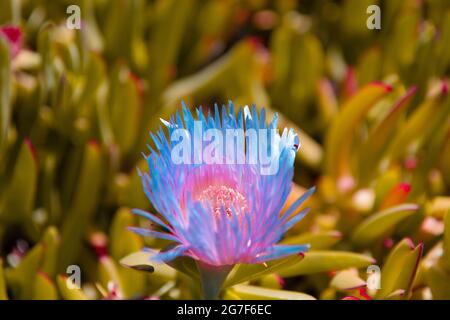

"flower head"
[132,102,314,267]
[0,25,22,58]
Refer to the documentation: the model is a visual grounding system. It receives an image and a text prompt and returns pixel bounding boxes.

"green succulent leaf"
[0,36,11,151]
[376,238,423,299]
[351,203,419,247]
[0,259,8,300]
[225,284,316,300]
[424,264,450,300]
[5,243,44,299]
[109,208,143,261]
[32,272,58,300]
[56,275,88,300]
[58,142,102,269]
[120,251,177,280]
[98,256,124,297]
[40,226,60,278]
[358,86,417,183]
[324,83,392,178]
[279,251,375,278]
[388,87,450,161]
[330,269,366,291]
[0,140,37,225]
[224,254,303,288]
[282,231,341,250]
[443,209,450,272]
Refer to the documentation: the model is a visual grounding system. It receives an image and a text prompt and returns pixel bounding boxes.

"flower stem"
[197,262,233,300]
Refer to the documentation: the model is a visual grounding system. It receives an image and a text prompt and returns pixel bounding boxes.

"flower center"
[197,185,248,217]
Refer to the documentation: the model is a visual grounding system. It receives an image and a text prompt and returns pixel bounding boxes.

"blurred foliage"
[0,0,450,300]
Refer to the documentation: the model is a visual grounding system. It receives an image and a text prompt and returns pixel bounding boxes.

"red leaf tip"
[372,81,393,92]
[441,81,449,95]
[24,138,37,161]
[0,24,22,57]
[398,183,411,193]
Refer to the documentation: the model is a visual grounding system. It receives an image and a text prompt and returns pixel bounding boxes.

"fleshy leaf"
[324,83,392,178]
[375,238,423,299]
[0,139,37,226]
[443,209,450,272]
[351,204,419,247]
[388,87,450,161]
[5,243,43,299]
[40,226,60,278]
[56,275,88,300]
[223,254,303,288]
[0,259,7,300]
[282,231,342,250]
[226,284,316,300]
[424,264,450,299]
[358,86,417,183]
[32,272,58,300]
[330,269,366,291]
[58,142,102,269]
[279,251,375,277]
[119,251,177,280]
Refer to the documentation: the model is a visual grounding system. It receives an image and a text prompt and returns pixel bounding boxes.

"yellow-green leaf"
[279,251,375,277]
[330,269,366,291]
[56,275,88,300]
[109,208,142,261]
[424,264,450,299]
[376,238,423,299]
[32,272,58,300]
[226,284,316,300]
[0,140,37,224]
[358,86,417,183]
[98,256,124,297]
[0,258,8,300]
[324,83,392,177]
[5,243,44,299]
[0,37,11,150]
[351,204,419,247]
[282,231,341,250]
[58,142,102,269]
[443,209,450,272]
[224,254,303,288]
[388,88,450,161]
[120,251,177,280]
[40,226,60,278]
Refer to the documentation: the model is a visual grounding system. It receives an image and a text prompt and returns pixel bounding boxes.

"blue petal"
[128,227,179,242]
[283,207,310,232]
[145,245,188,263]
[282,186,316,221]
[131,208,171,230]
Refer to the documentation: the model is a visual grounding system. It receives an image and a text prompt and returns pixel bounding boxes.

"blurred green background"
[0,0,450,300]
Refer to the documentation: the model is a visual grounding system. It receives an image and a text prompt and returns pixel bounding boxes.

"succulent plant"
[0,0,449,300]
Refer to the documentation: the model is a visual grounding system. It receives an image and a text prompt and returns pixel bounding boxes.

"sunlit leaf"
[56,275,88,300]
[375,238,423,299]
[279,251,375,277]
[351,204,419,247]
[226,284,316,300]
[282,231,341,250]
[330,269,366,291]
[224,255,303,288]
[324,83,392,178]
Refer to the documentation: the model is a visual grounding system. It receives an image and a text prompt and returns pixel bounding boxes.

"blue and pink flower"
[131,102,314,267]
